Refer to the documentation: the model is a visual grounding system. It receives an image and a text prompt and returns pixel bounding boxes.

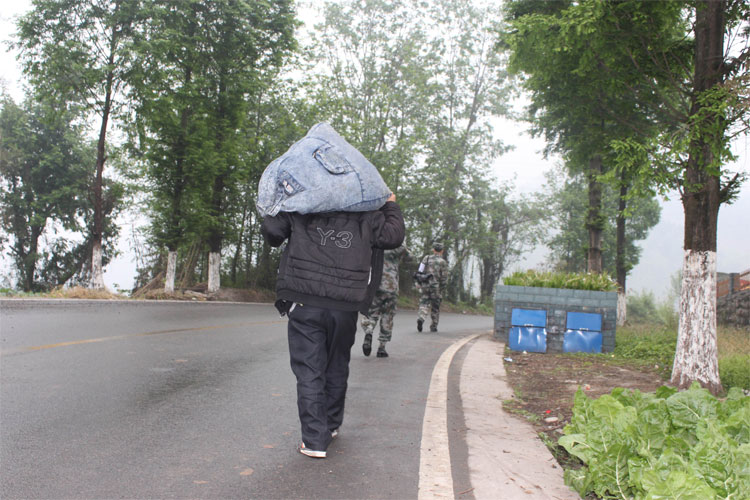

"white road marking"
[418,332,481,499]
[1,319,285,355]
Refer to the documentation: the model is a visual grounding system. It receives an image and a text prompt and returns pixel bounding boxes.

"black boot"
[363,333,372,356]
[417,319,423,332]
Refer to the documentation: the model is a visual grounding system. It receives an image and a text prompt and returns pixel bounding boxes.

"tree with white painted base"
[15,0,138,290]
[669,0,747,394]
[504,0,748,394]
[608,0,748,394]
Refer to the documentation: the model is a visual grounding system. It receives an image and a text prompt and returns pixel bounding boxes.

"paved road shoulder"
[459,335,577,500]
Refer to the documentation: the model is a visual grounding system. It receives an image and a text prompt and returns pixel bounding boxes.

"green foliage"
[308,0,528,302]
[14,0,137,118]
[626,290,678,329]
[14,0,143,286]
[0,95,122,291]
[500,0,680,282]
[543,166,661,278]
[614,326,676,379]
[123,0,298,287]
[626,291,660,323]
[559,384,750,499]
[502,0,749,392]
[503,270,617,291]
[615,323,750,391]
[720,355,750,392]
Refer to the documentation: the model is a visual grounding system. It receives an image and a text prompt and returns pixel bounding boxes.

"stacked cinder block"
[717,288,750,327]
[494,285,618,353]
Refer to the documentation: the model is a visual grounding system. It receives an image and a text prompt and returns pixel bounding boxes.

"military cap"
[432,242,444,251]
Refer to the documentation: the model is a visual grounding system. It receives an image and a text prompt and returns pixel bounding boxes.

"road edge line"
[418,332,481,499]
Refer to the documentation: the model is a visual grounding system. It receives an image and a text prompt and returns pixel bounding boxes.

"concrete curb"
[460,334,578,499]
[419,333,482,499]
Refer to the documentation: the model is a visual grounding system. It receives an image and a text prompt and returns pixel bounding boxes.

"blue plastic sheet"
[509,308,547,352]
[509,326,547,353]
[566,311,602,332]
[511,308,547,327]
[563,330,602,353]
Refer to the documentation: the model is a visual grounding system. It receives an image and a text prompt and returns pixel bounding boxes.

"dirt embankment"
[501,350,665,466]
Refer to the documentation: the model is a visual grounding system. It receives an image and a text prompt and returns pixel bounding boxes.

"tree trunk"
[21,226,42,292]
[207,251,221,293]
[671,0,724,395]
[480,258,493,302]
[616,291,627,327]
[206,73,227,295]
[586,155,603,274]
[91,241,105,289]
[231,196,249,285]
[90,18,119,290]
[178,240,201,289]
[243,218,257,287]
[255,240,274,289]
[616,183,628,326]
[165,66,192,281]
[164,250,177,294]
[672,250,721,393]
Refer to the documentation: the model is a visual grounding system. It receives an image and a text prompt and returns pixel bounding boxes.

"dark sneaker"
[299,442,326,458]
[376,346,388,358]
[363,333,372,356]
[417,319,423,332]
[430,325,438,332]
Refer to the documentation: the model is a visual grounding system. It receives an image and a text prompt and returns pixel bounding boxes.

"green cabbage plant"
[559,383,749,499]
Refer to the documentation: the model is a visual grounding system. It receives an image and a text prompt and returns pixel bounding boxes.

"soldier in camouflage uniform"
[416,242,448,332]
[361,245,410,358]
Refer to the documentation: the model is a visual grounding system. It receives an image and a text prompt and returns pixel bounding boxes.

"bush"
[626,290,660,323]
[502,270,617,291]
[615,325,676,378]
[560,384,749,499]
[720,355,750,391]
[626,290,678,327]
[617,323,750,392]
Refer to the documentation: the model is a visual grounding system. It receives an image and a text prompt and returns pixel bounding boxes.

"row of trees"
[0,98,123,291]
[501,0,749,394]
[1,0,548,303]
[3,0,745,392]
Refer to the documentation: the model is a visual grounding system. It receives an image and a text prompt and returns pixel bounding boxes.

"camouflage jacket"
[419,253,448,291]
[379,245,409,294]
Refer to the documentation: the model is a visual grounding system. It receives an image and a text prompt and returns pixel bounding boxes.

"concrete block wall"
[717,288,750,327]
[494,285,618,353]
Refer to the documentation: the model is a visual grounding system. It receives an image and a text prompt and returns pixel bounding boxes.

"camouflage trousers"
[417,287,442,328]
[360,290,398,344]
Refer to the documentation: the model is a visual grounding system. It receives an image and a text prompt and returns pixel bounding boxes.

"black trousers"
[287,304,358,451]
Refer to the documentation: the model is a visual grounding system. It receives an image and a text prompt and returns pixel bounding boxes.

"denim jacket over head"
[256,123,391,217]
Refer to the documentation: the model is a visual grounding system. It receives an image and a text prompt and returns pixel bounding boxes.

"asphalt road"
[0,299,491,499]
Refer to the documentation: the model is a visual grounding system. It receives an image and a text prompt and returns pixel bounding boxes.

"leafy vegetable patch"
[503,270,617,291]
[559,383,749,499]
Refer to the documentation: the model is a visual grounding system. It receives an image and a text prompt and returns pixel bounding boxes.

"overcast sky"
[2,2,748,298]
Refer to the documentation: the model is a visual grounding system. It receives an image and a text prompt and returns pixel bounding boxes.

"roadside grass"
[612,323,677,378]
[615,322,749,392]
[502,387,542,423]
[501,400,541,423]
[45,286,123,300]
